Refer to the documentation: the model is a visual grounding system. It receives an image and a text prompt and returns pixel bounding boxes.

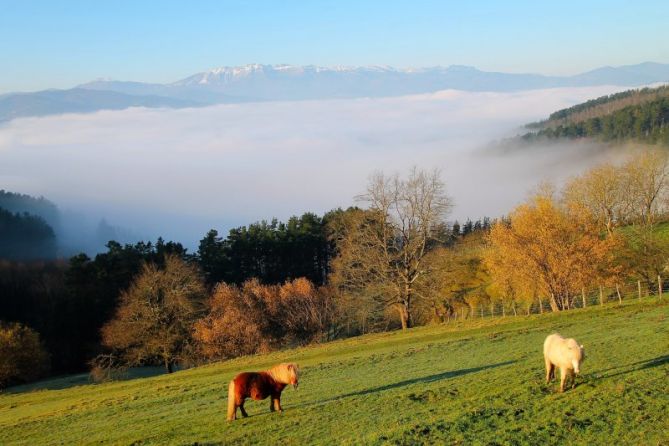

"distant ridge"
[0,88,199,123]
[2,62,669,122]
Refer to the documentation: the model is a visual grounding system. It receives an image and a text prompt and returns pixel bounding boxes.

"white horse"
[543,333,585,392]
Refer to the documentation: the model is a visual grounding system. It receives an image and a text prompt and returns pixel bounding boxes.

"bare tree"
[563,163,630,235]
[623,149,669,227]
[330,168,452,329]
[615,150,669,285]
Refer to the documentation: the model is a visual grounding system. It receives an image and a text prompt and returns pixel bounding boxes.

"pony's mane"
[266,362,299,384]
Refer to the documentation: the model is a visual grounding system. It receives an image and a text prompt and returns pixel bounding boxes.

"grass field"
[1,299,667,445]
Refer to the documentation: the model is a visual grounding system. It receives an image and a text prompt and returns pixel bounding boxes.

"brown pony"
[227,363,300,421]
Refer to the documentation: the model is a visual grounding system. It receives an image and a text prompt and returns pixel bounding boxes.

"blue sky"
[1,0,668,93]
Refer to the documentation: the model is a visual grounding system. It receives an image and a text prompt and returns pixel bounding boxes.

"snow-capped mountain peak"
[172,64,416,86]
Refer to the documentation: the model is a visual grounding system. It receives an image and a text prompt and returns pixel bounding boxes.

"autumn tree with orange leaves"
[101,255,207,373]
[193,277,336,360]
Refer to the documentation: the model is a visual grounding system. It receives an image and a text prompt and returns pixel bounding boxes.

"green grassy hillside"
[1,300,667,445]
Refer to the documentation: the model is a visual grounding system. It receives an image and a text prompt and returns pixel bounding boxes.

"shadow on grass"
[597,354,669,379]
[296,360,517,409]
[4,366,172,394]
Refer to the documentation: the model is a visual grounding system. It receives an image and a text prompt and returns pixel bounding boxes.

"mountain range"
[2,62,669,122]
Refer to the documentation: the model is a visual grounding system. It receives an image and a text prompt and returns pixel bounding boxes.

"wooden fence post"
[599,285,604,306]
[616,284,622,304]
[660,275,663,298]
[638,280,642,299]
[538,297,543,314]
[581,288,586,308]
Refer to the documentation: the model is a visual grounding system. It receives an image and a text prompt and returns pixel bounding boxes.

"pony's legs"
[270,395,282,412]
[545,359,555,384]
[559,368,567,392]
[570,370,576,389]
[239,402,249,418]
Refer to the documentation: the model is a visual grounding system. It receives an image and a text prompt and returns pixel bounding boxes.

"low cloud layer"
[0,85,633,249]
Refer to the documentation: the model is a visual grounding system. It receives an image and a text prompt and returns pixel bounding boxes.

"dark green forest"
[0,190,60,228]
[526,85,669,129]
[519,85,669,145]
[521,96,669,145]
[0,190,60,259]
[0,208,56,259]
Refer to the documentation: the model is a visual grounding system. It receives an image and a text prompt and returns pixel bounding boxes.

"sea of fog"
[0,85,635,252]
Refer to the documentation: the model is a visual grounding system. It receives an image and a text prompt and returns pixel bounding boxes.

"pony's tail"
[227,379,236,421]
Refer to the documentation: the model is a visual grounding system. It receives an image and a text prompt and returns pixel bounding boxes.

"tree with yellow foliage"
[419,231,491,321]
[484,192,619,312]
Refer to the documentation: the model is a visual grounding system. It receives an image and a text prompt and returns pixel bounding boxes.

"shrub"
[88,354,128,383]
[0,322,49,388]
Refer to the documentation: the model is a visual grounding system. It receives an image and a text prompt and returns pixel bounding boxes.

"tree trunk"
[165,358,173,374]
[638,280,642,299]
[599,285,604,306]
[399,284,413,329]
[616,284,622,304]
[549,293,560,312]
[581,288,587,308]
[398,301,412,330]
[398,306,408,330]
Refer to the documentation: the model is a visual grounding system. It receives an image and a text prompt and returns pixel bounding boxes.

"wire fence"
[445,275,668,321]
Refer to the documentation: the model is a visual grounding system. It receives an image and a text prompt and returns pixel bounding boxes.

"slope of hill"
[0,207,56,260]
[1,299,667,445]
[527,84,669,129]
[515,84,669,146]
[0,190,60,229]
